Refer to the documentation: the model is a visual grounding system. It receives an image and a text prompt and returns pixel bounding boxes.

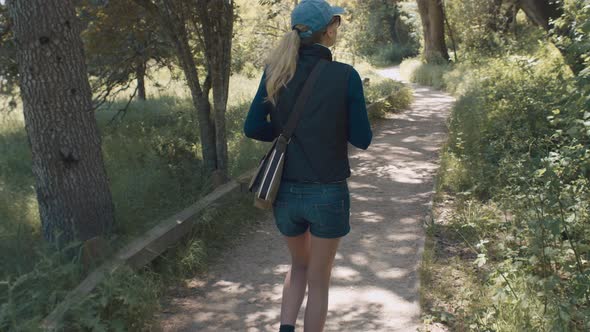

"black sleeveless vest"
[270,44,352,183]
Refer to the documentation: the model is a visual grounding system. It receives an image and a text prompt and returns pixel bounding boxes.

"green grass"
[360,65,415,120]
[419,39,590,332]
[400,58,452,90]
[0,71,270,330]
[365,80,414,121]
[0,59,408,329]
[420,196,552,332]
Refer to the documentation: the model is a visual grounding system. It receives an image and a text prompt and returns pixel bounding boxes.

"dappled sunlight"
[398,217,421,226]
[324,286,421,330]
[159,67,454,331]
[271,264,290,275]
[375,267,411,279]
[355,210,385,223]
[332,266,363,282]
[348,252,371,266]
[346,181,378,190]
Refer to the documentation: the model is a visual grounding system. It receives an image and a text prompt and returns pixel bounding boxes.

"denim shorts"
[272,180,351,239]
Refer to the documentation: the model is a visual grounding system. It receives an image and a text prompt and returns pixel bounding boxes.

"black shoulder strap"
[282,59,328,139]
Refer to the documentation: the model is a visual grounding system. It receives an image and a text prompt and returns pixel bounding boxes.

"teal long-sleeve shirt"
[243,69,372,150]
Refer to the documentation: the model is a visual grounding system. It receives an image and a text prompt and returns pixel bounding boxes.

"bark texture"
[518,0,562,30]
[136,60,147,101]
[416,0,450,63]
[135,0,219,175]
[7,0,115,243]
[196,0,234,181]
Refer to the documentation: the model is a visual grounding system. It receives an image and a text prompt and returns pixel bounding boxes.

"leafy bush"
[446,50,571,197]
[0,91,269,330]
[400,58,451,90]
[67,267,161,331]
[365,79,414,120]
[0,243,83,331]
[351,0,420,66]
[365,79,410,105]
[426,3,590,329]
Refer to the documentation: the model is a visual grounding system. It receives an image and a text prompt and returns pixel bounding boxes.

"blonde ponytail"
[264,29,301,106]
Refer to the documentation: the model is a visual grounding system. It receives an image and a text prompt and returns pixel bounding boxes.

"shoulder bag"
[248,59,328,210]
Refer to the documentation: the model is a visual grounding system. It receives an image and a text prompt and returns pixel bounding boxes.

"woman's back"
[272,44,352,183]
[244,44,371,183]
[243,2,372,331]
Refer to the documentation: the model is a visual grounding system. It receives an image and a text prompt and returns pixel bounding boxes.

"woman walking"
[244,1,372,331]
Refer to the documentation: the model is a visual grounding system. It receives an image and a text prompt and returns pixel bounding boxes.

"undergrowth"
[415,2,590,330]
[0,60,405,329]
[366,79,414,120]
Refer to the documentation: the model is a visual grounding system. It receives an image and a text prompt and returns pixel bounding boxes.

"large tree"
[7,0,115,244]
[135,0,234,184]
[194,1,234,177]
[416,0,450,63]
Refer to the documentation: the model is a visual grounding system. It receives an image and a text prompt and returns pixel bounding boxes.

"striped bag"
[248,59,328,210]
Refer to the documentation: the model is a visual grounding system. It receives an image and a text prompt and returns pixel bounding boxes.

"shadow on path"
[157,66,455,332]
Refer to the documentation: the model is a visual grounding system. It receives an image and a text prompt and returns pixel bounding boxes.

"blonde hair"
[265,18,340,106]
[264,28,302,106]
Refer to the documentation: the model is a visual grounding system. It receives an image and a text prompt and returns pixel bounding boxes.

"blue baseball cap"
[291,0,346,39]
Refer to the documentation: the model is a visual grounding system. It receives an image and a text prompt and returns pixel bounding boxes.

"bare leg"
[280,229,311,326]
[304,234,342,332]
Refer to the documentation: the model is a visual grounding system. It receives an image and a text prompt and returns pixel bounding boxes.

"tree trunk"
[136,60,147,101]
[517,0,584,75]
[416,0,450,63]
[518,0,562,30]
[443,1,458,62]
[7,0,115,244]
[196,0,233,182]
[136,0,218,173]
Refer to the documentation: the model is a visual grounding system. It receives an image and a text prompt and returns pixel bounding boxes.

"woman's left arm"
[243,72,276,142]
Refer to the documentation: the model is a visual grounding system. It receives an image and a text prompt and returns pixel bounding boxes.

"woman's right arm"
[243,72,277,142]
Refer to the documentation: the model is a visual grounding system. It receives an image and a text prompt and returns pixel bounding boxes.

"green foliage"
[80,0,174,101]
[423,2,590,330]
[400,58,451,90]
[365,79,409,105]
[551,0,590,76]
[0,116,38,278]
[444,0,501,55]
[446,51,571,197]
[0,242,84,331]
[0,0,411,328]
[350,0,420,66]
[0,75,269,329]
[0,3,18,111]
[232,0,293,75]
[67,267,161,331]
[364,78,414,120]
[421,198,559,331]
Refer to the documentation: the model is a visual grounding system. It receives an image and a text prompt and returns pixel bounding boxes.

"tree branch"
[107,84,139,126]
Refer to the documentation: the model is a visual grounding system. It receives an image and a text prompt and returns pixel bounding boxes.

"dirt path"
[158,67,455,332]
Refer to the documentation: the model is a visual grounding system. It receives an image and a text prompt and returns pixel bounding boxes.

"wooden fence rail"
[41,169,256,331]
[40,97,392,330]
